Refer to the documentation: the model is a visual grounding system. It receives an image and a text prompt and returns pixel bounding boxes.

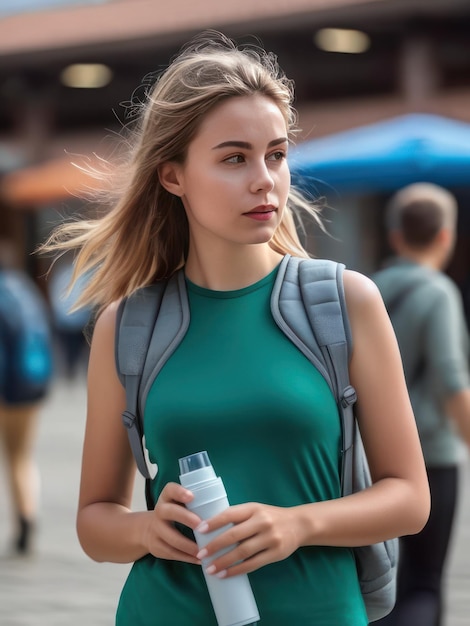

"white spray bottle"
[179,451,260,626]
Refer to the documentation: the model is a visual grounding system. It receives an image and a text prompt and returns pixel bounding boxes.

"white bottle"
[179,451,260,626]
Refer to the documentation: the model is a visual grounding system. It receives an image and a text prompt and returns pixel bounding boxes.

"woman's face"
[169,94,290,251]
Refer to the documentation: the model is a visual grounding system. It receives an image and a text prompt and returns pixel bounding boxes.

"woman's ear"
[158,162,184,197]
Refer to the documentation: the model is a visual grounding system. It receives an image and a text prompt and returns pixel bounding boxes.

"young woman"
[45,32,430,625]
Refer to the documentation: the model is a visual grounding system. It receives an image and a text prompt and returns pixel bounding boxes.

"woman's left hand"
[195,503,302,578]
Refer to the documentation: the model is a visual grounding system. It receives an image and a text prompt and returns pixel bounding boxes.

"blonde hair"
[43,31,322,310]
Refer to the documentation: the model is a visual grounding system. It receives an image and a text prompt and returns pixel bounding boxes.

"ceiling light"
[314,28,371,54]
[60,63,113,88]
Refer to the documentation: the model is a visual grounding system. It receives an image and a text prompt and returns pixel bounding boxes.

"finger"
[159,482,194,505]
[157,525,200,558]
[152,536,201,565]
[199,504,250,532]
[157,501,202,530]
[207,549,269,578]
[156,483,202,530]
[202,533,264,574]
[196,516,257,557]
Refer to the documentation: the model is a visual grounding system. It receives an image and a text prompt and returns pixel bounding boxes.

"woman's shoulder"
[340,269,392,342]
[90,300,123,343]
[342,269,383,310]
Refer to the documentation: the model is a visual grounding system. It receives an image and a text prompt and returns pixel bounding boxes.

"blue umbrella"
[289,113,470,193]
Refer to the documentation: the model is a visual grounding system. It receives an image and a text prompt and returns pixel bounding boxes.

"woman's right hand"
[144,482,202,564]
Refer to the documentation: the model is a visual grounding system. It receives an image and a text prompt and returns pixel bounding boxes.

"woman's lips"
[243,206,276,221]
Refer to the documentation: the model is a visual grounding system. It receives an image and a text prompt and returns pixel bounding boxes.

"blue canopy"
[289,113,470,193]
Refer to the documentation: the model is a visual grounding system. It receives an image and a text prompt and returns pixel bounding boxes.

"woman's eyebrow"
[212,137,288,150]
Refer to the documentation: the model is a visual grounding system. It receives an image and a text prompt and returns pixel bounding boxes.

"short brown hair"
[386,182,457,247]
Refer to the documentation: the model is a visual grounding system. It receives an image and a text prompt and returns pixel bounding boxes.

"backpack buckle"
[122,410,136,429]
[341,385,357,408]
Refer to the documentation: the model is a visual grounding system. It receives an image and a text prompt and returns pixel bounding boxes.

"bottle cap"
[178,450,211,475]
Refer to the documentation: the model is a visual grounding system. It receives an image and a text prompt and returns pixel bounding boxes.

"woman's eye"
[267,151,286,162]
[224,154,245,164]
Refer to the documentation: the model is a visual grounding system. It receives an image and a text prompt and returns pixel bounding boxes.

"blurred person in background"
[373,183,470,626]
[0,240,53,554]
[47,251,92,380]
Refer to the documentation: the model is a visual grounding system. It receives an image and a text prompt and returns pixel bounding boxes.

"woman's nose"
[249,161,275,193]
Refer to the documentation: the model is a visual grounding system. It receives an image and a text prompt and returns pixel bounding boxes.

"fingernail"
[216,569,227,579]
[197,548,208,560]
[206,564,216,575]
[196,521,209,533]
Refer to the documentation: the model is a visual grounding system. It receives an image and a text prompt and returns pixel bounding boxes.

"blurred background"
[2,0,470,291]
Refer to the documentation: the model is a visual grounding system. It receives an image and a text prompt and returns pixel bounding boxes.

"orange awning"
[1,156,108,207]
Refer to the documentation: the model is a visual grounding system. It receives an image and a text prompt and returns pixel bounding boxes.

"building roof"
[1,0,469,63]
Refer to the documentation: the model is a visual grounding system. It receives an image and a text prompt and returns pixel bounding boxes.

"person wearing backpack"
[43,31,429,625]
[373,183,470,626]
[47,252,92,380]
[0,240,53,554]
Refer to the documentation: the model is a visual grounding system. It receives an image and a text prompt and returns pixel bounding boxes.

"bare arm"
[194,270,430,578]
[327,270,431,539]
[76,303,202,564]
[445,389,470,450]
[426,287,470,450]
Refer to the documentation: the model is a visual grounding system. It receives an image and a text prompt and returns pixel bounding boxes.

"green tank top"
[116,265,367,625]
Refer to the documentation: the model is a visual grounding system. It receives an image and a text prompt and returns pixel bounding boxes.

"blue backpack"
[0,270,53,395]
[116,254,398,622]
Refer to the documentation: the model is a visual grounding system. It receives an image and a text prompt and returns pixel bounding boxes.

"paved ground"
[0,376,469,625]
[0,376,145,626]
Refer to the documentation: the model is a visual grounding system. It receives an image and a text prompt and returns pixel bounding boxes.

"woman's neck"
[184,244,284,291]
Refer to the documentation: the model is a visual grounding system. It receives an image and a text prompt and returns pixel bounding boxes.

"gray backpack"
[116,254,398,622]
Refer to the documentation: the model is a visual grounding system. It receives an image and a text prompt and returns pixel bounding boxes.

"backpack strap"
[116,269,189,480]
[274,256,397,621]
[271,255,357,496]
